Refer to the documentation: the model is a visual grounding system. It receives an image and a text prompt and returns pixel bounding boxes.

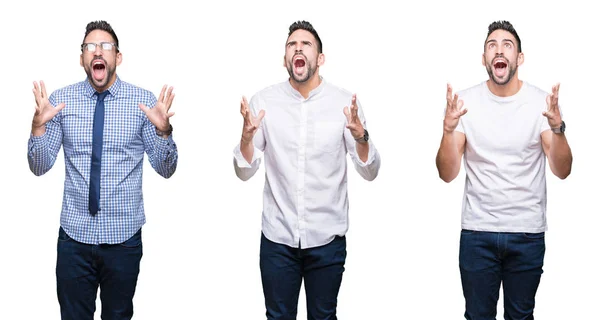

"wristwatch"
[551,121,566,134]
[156,124,173,136]
[355,129,369,143]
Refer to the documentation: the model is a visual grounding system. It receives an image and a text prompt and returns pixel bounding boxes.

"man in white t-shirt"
[436,20,572,320]
[233,21,381,319]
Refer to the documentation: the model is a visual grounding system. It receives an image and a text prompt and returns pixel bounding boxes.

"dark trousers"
[459,230,545,320]
[260,233,347,320]
[56,227,143,320]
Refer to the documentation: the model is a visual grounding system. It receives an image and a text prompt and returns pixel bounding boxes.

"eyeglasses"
[81,42,118,52]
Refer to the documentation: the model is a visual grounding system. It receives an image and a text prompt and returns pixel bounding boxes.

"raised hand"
[32,81,65,133]
[139,85,175,132]
[543,83,562,128]
[240,96,265,144]
[343,94,365,139]
[444,83,467,133]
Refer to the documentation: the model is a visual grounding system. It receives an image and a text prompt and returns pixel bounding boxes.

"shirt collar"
[83,75,122,98]
[285,76,326,101]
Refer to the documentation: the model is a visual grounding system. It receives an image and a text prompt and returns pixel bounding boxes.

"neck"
[90,74,117,93]
[487,73,522,97]
[289,73,321,99]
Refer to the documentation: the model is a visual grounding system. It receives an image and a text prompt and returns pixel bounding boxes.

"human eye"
[84,43,96,52]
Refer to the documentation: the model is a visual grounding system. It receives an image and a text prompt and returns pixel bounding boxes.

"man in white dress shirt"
[233,20,381,320]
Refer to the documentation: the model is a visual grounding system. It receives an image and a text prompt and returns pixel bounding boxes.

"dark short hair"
[82,20,119,52]
[486,20,521,52]
[288,20,322,53]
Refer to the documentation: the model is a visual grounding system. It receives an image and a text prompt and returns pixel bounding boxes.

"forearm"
[31,123,46,137]
[28,133,54,176]
[436,132,462,182]
[152,135,178,178]
[349,138,380,181]
[240,139,254,164]
[233,141,261,181]
[28,117,63,176]
[354,149,380,182]
[355,141,368,163]
[548,133,572,179]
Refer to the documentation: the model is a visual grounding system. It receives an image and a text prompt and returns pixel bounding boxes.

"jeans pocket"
[333,235,347,261]
[119,229,142,248]
[58,227,73,242]
[522,232,545,240]
[461,229,477,235]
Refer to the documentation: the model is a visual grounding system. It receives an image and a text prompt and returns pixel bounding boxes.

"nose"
[496,45,505,55]
[94,44,103,56]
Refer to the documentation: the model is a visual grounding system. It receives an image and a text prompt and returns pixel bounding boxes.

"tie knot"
[95,91,109,101]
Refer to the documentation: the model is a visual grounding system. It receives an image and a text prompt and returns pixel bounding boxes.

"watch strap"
[551,121,565,134]
[156,124,173,136]
[355,129,369,143]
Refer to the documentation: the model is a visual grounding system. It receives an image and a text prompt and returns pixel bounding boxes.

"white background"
[1,0,598,319]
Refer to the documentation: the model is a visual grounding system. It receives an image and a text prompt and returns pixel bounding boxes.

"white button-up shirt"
[234,78,381,249]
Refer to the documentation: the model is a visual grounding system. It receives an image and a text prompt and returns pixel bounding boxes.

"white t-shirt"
[456,81,555,233]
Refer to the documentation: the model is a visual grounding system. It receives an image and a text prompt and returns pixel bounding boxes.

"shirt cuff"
[28,132,47,154]
[29,132,46,143]
[354,140,377,167]
[155,133,176,149]
[233,143,261,168]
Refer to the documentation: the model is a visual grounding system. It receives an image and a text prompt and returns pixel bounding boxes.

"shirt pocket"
[313,121,344,153]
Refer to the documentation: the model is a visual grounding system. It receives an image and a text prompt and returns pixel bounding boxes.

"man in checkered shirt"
[27,20,178,320]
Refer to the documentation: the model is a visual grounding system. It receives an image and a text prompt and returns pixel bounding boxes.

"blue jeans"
[459,229,545,320]
[260,233,347,320]
[56,227,143,320]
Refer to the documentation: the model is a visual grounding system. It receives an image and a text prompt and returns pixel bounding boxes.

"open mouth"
[494,61,507,69]
[493,59,508,77]
[293,55,306,73]
[92,59,107,81]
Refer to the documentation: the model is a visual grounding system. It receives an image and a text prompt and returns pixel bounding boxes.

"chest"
[462,102,543,155]
[61,100,145,149]
[263,98,347,154]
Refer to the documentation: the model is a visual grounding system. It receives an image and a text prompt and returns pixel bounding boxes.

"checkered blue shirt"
[28,77,178,244]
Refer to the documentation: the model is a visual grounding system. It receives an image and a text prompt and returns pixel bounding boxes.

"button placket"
[297,100,308,246]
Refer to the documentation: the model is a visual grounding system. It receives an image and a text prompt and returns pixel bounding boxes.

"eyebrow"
[287,40,313,46]
[486,39,515,45]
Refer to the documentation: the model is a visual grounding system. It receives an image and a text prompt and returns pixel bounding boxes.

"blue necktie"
[89,91,108,215]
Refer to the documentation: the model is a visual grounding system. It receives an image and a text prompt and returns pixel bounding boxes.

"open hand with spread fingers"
[240,96,265,144]
[139,85,175,132]
[32,80,65,133]
[343,94,365,140]
[444,83,468,133]
[543,83,562,129]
